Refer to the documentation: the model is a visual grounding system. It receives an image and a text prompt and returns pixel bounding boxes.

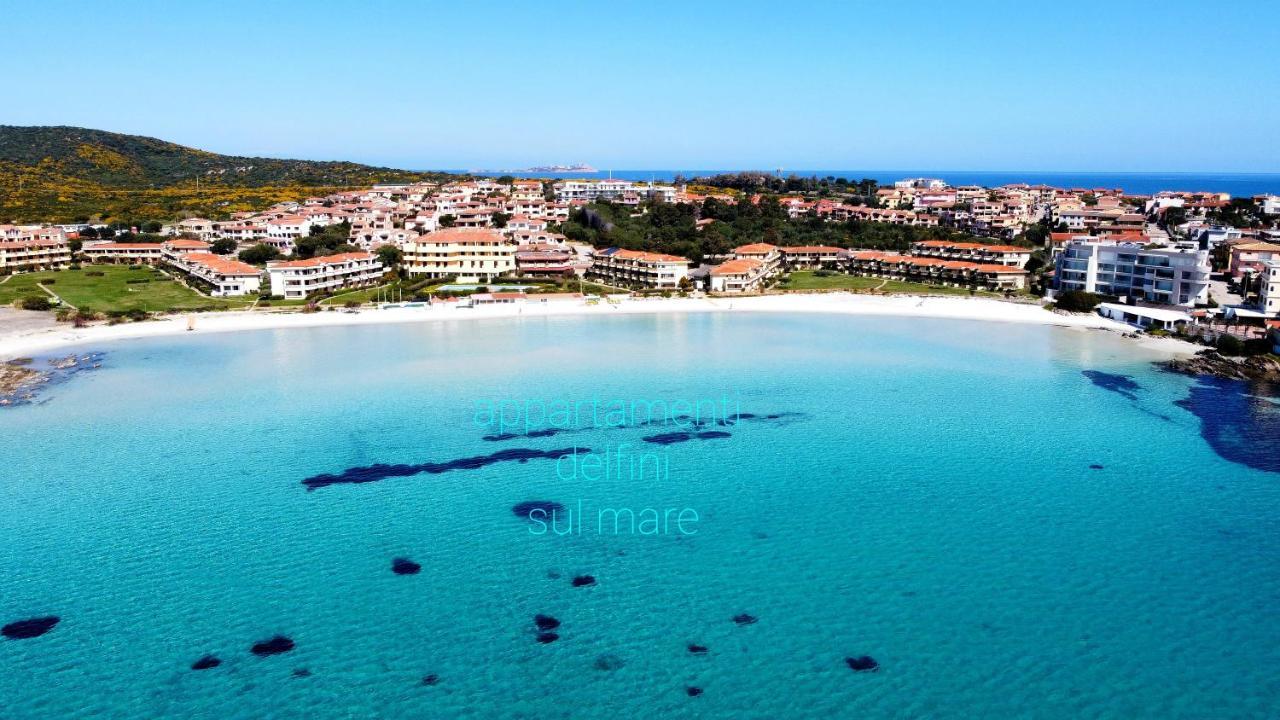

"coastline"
[0,293,1199,360]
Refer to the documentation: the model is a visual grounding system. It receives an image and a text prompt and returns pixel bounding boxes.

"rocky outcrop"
[1163,350,1280,382]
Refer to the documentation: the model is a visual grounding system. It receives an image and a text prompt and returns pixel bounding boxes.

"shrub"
[1216,334,1245,356]
[344,300,361,308]
[85,270,105,277]
[1055,290,1102,313]
[42,278,56,285]
[17,296,53,311]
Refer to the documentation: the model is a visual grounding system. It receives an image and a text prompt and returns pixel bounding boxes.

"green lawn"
[779,271,999,297]
[0,266,252,313]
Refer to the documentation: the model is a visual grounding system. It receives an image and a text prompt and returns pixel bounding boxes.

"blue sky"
[3,0,1278,172]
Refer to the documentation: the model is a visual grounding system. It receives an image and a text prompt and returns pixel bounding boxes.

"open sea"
[2,313,1279,719]
[447,170,1280,197]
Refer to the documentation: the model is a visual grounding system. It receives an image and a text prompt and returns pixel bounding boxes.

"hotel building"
[910,240,1031,267]
[402,228,517,282]
[1053,239,1211,307]
[266,252,383,300]
[168,252,262,296]
[847,251,1028,291]
[590,248,689,289]
[0,237,73,272]
[780,246,844,268]
[709,258,769,293]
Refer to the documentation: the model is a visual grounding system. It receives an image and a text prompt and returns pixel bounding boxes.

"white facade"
[402,228,516,282]
[1055,240,1211,307]
[1259,260,1280,317]
[267,252,383,300]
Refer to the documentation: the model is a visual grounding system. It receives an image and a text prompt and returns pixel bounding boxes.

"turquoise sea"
[2,313,1279,719]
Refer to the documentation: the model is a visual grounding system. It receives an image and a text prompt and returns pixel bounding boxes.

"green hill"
[0,125,456,224]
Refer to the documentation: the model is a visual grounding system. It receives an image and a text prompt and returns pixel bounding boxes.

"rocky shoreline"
[1162,350,1280,383]
[0,353,104,406]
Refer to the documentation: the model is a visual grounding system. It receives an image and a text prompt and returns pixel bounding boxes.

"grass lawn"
[0,266,253,313]
[779,271,1000,297]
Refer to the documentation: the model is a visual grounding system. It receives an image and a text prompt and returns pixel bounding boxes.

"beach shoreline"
[0,293,1199,360]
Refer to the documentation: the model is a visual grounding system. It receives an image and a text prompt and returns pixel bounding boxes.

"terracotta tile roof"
[733,243,779,255]
[184,253,261,276]
[269,252,375,269]
[711,258,764,276]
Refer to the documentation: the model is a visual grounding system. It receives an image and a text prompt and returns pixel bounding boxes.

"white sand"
[0,293,1198,360]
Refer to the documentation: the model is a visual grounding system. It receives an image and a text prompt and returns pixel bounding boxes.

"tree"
[375,245,403,268]
[1055,290,1102,312]
[238,243,282,265]
[491,211,511,228]
[80,226,99,239]
[210,238,237,255]
[143,221,163,233]
[496,175,515,186]
[439,214,457,228]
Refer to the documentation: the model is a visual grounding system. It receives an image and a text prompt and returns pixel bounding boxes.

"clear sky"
[4,0,1278,172]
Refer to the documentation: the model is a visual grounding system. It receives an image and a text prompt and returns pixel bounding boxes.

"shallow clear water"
[2,314,1278,719]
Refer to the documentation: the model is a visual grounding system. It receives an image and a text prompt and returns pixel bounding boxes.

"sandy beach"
[0,293,1198,360]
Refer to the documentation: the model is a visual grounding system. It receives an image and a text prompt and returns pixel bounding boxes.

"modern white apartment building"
[709,258,769,293]
[401,228,516,282]
[590,248,689,289]
[553,179,677,203]
[1054,239,1211,307]
[266,252,383,299]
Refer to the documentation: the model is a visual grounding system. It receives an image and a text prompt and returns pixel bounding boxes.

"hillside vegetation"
[0,126,456,224]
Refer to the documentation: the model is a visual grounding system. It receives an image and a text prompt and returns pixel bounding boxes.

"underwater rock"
[687,644,709,654]
[512,500,565,520]
[251,635,295,656]
[292,668,312,678]
[731,613,757,626]
[1082,370,1142,400]
[2,616,59,639]
[571,575,596,587]
[303,447,582,489]
[642,430,732,446]
[392,557,422,575]
[845,655,880,672]
[536,632,560,644]
[686,686,704,697]
[1089,464,1105,470]
[594,654,625,671]
[534,614,560,631]
[421,674,440,686]
[191,655,222,670]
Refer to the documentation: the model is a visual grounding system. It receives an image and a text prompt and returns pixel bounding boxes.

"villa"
[266,252,383,300]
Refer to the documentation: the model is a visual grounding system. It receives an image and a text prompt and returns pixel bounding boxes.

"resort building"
[846,251,1028,291]
[910,240,1032,267]
[401,228,517,282]
[515,244,579,278]
[266,252,384,300]
[731,243,782,276]
[553,180,677,204]
[168,252,262,296]
[590,248,690,289]
[709,258,770,293]
[1053,239,1211,307]
[81,242,168,263]
[780,246,844,268]
[0,237,73,273]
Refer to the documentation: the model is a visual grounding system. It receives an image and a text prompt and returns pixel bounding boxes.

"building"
[168,253,262,296]
[780,246,844,268]
[1097,302,1192,331]
[731,243,782,275]
[553,179,677,203]
[846,251,1028,291]
[515,244,579,278]
[1053,239,1211,307]
[401,228,516,282]
[0,237,73,273]
[266,252,383,300]
[910,240,1031,267]
[590,248,689,289]
[81,242,168,264]
[1228,242,1280,280]
[709,258,769,293]
[1259,260,1280,317]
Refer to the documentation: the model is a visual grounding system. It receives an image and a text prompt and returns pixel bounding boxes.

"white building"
[1259,259,1280,317]
[168,252,262,296]
[266,252,383,300]
[590,248,689,289]
[1097,302,1192,331]
[402,228,517,282]
[1054,239,1211,307]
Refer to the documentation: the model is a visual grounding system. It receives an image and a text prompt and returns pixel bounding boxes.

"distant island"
[521,164,597,173]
